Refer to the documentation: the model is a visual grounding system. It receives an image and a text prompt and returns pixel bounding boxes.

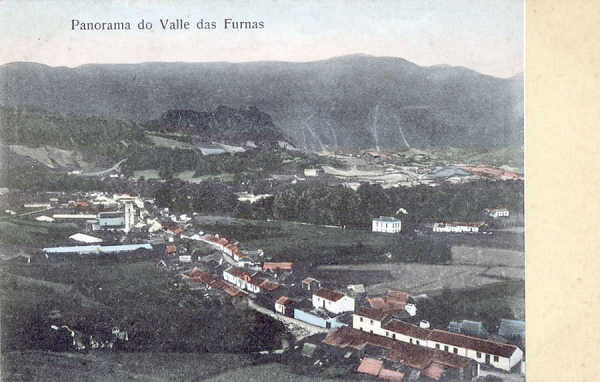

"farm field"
[317,244,524,295]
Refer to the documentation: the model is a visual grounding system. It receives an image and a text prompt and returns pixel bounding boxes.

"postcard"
[0,1,528,381]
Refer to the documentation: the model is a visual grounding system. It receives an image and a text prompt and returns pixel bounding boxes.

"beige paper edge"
[526,0,600,381]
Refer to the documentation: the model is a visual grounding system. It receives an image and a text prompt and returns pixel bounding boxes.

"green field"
[195,217,450,266]
[0,219,79,246]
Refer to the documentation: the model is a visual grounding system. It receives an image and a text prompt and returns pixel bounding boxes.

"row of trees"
[237,180,524,228]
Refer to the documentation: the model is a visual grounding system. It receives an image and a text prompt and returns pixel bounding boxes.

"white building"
[124,202,136,233]
[433,222,485,233]
[312,288,355,314]
[69,233,103,244]
[485,208,510,218]
[274,296,294,316]
[223,267,279,294]
[372,217,402,233]
[24,203,52,208]
[303,168,323,177]
[351,311,523,372]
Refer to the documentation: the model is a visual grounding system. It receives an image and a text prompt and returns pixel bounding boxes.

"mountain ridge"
[0,54,523,151]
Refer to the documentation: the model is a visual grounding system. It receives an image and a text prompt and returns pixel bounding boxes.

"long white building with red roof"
[433,222,485,233]
[353,309,523,372]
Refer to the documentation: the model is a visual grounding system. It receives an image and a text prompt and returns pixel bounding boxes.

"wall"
[294,309,347,329]
[352,314,385,336]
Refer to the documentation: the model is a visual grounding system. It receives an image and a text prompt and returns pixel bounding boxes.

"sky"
[0,0,524,78]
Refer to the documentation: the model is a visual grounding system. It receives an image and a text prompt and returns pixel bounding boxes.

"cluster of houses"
[183,245,524,380]
[48,324,129,352]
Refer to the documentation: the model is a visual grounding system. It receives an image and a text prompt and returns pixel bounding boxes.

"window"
[445,346,449,352]
[477,352,482,358]
[386,331,389,337]
[392,334,396,340]
[453,348,458,354]
[410,338,413,344]
[494,356,499,362]
[416,340,420,345]
[435,344,440,350]
[360,317,363,322]
[370,319,373,324]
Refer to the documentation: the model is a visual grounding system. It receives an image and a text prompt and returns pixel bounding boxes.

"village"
[0,186,525,382]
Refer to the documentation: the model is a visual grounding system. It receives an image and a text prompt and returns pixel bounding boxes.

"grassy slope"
[1,351,256,382]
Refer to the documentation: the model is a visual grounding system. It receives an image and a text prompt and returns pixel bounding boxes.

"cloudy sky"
[0,0,523,78]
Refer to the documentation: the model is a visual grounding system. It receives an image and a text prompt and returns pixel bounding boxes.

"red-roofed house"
[313,288,355,314]
[356,357,383,377]
[367,290,412,313]
[166,225,184,235]
[183,268,247,298]
[275,296,295,316]
[223,267,279,294]
[378,368,405,382]
[263,262,293,272]
[301,277,321,291]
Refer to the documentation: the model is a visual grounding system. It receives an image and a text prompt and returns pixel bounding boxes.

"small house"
[302,277,321,291]
[275,296,295,316]
[372,217,402,233]
[498,319,525,340]
[312,288,355,314]
[448,320,486,337]
[484,208,510,218]
[303,168,323,177]
[263,262,293,272]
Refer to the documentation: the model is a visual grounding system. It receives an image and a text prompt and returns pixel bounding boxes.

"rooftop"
[43,243,152,254]
[428,329,518,358]
[323,327,472,371]
[373,216,401,222]
[434,221,485,227]
[315,288,345,302]
[356,357,383,376]
[383,320,431,339]
[263,262,293,271]
[356,307,388,321]
[275,296,294,306]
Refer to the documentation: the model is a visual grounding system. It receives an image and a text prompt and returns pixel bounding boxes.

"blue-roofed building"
[498,319,525,339]
[198,146,227,156]
[447,320,486,337]
[43,244,153,255]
